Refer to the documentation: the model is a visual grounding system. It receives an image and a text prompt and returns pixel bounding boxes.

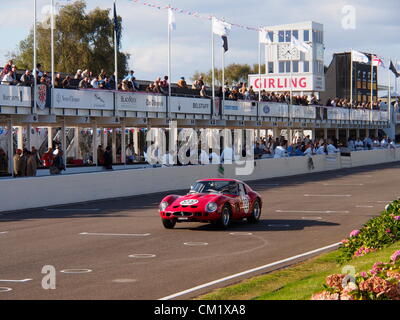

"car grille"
[173,205,198,208]
[173,212,194,217]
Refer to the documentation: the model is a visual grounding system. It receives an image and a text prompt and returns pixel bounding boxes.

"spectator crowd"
[1,59,392,111]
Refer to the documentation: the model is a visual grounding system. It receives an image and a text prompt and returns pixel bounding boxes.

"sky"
[1,0,399,89]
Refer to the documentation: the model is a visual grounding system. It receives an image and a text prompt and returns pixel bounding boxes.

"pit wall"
[1,149,399,212]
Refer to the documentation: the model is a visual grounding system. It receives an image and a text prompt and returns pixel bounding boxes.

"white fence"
[1,148,399,212]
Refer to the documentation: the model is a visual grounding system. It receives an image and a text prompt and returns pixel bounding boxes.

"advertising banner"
[223,100,257,116]
[116,92,166,112]
[53,89,114,110]
[290,105,316,119]
[327,107,350,121]
[258,102,288,117]
[0,85,31,107]
[169,96,211,114]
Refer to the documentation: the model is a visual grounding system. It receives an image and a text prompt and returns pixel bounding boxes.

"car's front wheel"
[248,200,261,224]
[162,218,176,229]
[217,205,231,229]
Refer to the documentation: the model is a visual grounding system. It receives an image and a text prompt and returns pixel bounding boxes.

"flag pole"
[51,0,54,111]
[168,8,172,119]
[389,59,392,126]
[33,0,37,114]
[350,50,353,106]
[258,28,261,102]
[371,54,374,107]
[211,17,215,107]
[222,46,225,107]
[114,0,118,91]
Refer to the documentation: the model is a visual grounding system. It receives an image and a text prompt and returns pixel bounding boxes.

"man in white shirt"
[316,143,326,155]
[381,136,389,148]
[274,142,288,158]
[326,140,339,155]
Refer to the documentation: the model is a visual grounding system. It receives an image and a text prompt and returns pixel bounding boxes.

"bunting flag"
[114,2,121,48]
[372,56,385,68]
[222,35,228,52]
[390,60,400,78]
[291,37,312,53]
[352,50,369,64]
[168,8,176,31]
[212,17,231,53]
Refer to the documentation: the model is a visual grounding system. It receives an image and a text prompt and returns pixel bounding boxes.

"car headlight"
[206,202,218,213]
[160,201,169,211]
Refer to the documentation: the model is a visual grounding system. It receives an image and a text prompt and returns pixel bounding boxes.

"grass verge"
[197,241,400,300]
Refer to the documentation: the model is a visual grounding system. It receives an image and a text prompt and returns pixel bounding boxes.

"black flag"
[222,35,228,52]
[390,61,400,78]
[114,2,121,48]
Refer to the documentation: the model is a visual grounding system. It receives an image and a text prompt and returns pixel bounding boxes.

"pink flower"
[393,216,400,221]
[386,229,392,234]
[311,291,340,300]
[391,250,400,263]
[359,272,368,278]
[350,230,361,237]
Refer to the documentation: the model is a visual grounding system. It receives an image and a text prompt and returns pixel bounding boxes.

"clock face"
[278,44,300,60]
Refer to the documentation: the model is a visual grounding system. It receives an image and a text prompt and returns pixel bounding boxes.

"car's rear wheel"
[248,200,261,224]
[162,218,176,229]
[217,205,231,229]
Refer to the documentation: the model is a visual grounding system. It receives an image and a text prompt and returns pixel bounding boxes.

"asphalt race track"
[1,162,400,300]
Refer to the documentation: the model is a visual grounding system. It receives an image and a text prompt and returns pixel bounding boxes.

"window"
[285,30,291,42]
[268,62,274,74]
[286,61,291,72]
[303,61,309,72]
[239,183,247,195]
[279,61,285,73]
[278,31,284,42]
[303,30,309,42]
[292,30,298,40]
[292,61,299,73]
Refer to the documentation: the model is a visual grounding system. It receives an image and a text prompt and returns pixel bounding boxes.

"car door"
[238,183,250,217]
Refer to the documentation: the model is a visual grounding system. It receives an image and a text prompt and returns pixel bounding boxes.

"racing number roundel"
[241,196,250,214]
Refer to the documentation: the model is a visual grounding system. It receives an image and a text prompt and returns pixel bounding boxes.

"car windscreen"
[191,181,239,195]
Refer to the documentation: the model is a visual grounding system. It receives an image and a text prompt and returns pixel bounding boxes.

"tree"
[11,0,129,78]
[191,63,265,87]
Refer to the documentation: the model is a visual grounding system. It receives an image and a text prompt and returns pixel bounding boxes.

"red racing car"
[159,178,262,229]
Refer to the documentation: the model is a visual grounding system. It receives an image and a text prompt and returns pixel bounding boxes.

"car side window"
[239,183,247,195]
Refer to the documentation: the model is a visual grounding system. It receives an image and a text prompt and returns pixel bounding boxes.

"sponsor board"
[248,74,325,92]
[290,105,316,119]
[53,89,113,110]
[258,102,288,117]
[327,107,350,121]
[0,85,31,107]
[116,92,166,112]
[223,101,257,116]
[170,97,211,114]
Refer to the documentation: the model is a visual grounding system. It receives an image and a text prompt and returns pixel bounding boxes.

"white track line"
[46,208,100,212]
[0,231,9,235]
[159,242,341,300]
[322,183,364,186]
[79,232,150,237]
[304,194,352,197]
[0,279,32,283]
[356,205,374,208]
[276,210,349,214]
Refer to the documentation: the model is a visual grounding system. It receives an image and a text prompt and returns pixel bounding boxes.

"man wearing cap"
[13,149,24,177]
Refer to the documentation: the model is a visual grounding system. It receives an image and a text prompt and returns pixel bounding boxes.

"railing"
[0,84,390,123]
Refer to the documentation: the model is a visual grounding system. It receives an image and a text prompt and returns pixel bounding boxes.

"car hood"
[171,193,222,208]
